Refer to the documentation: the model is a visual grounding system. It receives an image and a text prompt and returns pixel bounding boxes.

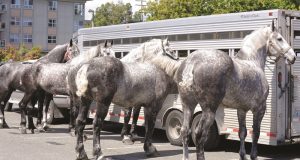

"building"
[0,0,89,51]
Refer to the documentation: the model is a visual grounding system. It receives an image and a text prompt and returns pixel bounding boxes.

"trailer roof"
[79,9,282,35]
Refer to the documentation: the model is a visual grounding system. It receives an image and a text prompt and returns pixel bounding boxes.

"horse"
[67,38,177,160]
[17,39,80,134]
[135,27,296,160]
[0,40,78,130]
[35,41,114,132]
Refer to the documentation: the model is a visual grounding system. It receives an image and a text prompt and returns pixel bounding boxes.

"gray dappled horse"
[67,39,177,160]
[36,41,114,132]
[0,41,77,130]
[137,27,296,160]
[17,40,80,134]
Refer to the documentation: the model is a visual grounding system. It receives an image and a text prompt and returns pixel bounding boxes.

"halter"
[266,38,292,64]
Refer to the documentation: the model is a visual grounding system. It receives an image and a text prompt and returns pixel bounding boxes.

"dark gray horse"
[68,39,177,160]
[136,27,296,160]
[18,40,79,134]
[0,41,77,130]
[35,41,114,132]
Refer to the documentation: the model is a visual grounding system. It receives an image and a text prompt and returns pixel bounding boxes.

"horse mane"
[122,39,180,78]
[38,44,68,63]
[235,27,271,60]
[69,44,103,66]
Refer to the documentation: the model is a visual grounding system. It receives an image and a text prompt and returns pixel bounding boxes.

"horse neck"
[38,45,67,63]
[121,45,144,63]
[69,47,99,66]
[237,31,269,69]
[150,56,181,80]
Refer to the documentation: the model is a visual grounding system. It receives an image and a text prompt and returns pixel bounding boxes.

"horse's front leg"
[70,95,79,136]
[75,97,91,160]
[18,92,34,134]
[250,103,266,160]
[121,107,133,144]
[237,109,247,160]
[93,99,110,160]
[0,90,13,128]
[194,107,217,160]
[143,103,160,157]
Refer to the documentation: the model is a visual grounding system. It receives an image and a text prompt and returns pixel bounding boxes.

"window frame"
[48,19,56,27]
[48,1,57,11]
[9,33,19,43]
[23,34,32,43]
[10,17,20,26]
[48,35,56,44]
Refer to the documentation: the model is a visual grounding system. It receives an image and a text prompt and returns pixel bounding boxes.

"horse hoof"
[146,146,159,157]
[76,154,88,160]
[95,154,105,160]
[122,135,134,145]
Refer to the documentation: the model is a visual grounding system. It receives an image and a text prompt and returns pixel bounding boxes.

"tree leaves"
[0,45,41,62]
[144,0,300,21]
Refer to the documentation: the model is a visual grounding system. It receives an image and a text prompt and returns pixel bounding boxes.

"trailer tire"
[165,110,183,146]
[191,113,220,150]
[46,100,55,124]
[4,103,13,112]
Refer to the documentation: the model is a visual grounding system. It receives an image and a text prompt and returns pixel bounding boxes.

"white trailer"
[75,9,300,148]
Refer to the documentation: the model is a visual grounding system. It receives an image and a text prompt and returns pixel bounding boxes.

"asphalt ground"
[0,109,300,160]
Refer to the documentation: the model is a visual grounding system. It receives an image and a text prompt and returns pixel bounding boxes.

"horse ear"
[163,38,168,45]
[111,40,113,46]
[104,40,108,47]
[69,39,73,47]
[271,20,275,32]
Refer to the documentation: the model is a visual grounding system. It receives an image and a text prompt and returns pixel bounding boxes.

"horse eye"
[277,37,283,41]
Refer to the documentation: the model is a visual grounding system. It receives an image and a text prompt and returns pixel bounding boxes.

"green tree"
[93,2,133,26]
[144,0,300,21]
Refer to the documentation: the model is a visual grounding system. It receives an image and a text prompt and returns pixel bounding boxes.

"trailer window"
[113,39,121,45]
[83,41,89,47]
[115,52,122,58]
[178,34,188,41]
[168,35,177,41]
[132,37,140,44]
[201,33,214,40]
[122,38,130,44]
[217,32,230,39]
[178,50,188,57]
[295,31,300,39]
[141,37,150,42]
[123,52,128,57]
[189,33,200,40]
[90,40,97,46]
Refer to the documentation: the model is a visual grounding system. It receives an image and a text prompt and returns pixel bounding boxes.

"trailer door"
[291,19,300,137]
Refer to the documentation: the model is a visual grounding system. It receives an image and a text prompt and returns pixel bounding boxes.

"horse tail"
[75,64,90,97]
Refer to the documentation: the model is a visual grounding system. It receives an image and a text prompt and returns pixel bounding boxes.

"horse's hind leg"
[180,95,197,160]
[121,107,133,144]
[250,103,266,160]
[93,98,111,160]
[19,92,34,134]
[143,102,162,157]
[38,93,52,132]
[237,109,247,160]
[193,105,217,160]
[75,97,91,160]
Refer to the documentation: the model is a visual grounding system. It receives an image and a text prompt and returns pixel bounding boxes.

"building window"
[0,40,5,47]
[49,1,57,11]
[10,34,19,43]
[23,34,32,43]
[11,0,21,8]
[23,17,32,26]
[48,19,56,27]
[24,0,33,9]
[48,35,56,44]
[11,17,20,25]
[74,3,84,15]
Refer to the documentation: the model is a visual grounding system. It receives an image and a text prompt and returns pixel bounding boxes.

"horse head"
[100,40,115,57]
[267,26,296,64]
[64,39,80,62]
[142,38,178,61]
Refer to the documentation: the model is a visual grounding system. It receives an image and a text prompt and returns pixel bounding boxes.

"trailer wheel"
[4,103,13,112]
[46,100,55,124]
[165,110,183,146]
[191,113,220,150]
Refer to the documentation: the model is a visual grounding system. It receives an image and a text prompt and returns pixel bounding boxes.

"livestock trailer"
[75,9,300,148]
